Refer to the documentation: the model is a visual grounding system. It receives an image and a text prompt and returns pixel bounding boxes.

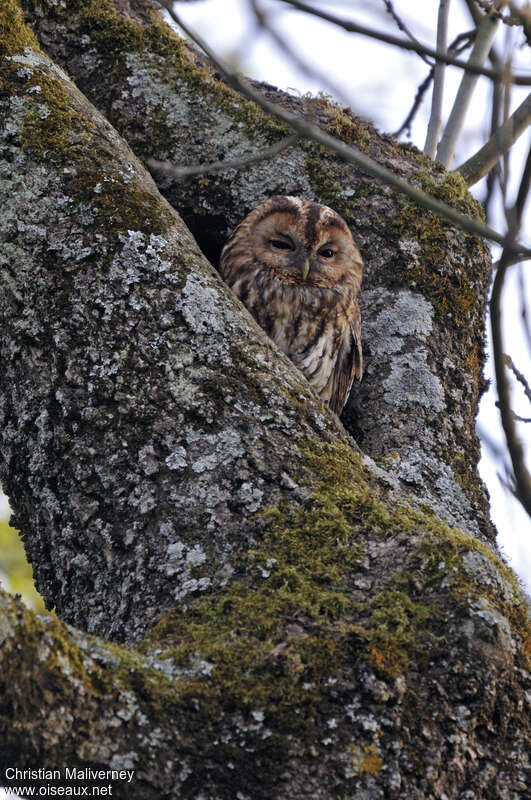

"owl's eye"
[270,239,294,251]
[318,247,335,259]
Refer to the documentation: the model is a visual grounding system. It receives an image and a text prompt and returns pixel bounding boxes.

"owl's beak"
[300,258,310,280]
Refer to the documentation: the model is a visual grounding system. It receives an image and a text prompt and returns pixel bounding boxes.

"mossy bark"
[21,0,495,541]
[1,1,529,798]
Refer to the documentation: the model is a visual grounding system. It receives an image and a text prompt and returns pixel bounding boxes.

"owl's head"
[225,196,362,289]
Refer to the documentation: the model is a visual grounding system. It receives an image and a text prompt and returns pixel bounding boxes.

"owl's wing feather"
[330,309,362,415]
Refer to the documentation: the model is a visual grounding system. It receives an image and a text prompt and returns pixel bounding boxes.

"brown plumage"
[220,196,363,414]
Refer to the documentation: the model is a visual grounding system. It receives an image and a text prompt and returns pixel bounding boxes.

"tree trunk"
[21,0,496,542]
[0,1,529,797]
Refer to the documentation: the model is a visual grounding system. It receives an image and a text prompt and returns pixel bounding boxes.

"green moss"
[0,0,40,59]
[392,171,488,333]
[416,524,529,640]
[143,441,522,722]
[4,437,528,781]
[361,587,436,678]
[315,93,371,151]
[419,171,485,220]
[33,0,288,145]
[136,443,368,738]
[7,603,170,722]
[347,743,383,776]
[442,448,484,510]
[1,5,175,240]
[18,71,88,163]
[67,170,174,235]
[305,147,353,219]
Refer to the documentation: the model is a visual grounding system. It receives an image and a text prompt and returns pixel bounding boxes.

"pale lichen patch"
[362,288,435,356]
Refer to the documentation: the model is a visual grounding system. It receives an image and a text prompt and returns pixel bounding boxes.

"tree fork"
[1,2,529,797]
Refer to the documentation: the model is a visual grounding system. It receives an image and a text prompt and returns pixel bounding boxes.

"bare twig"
[159,1,531,257]
[518,265,531,353]
[276,0,531,85]
[503,353,531,406]
[381,0,432,64]
[510,413,531,424]
[393,70,433,137]
[489,146,531,517]
[501,64,512,204]
[483,77,503,218]
[474,0,531,31]
[436,13,500,167]
[424,0,452,157]
[147,134,299,179]
[249,0,352,107]
[456,92,531,185]
[463,0,504,70]
[394,30,475,139]
[493,252,531,269]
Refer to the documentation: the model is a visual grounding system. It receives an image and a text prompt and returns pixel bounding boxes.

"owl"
[220,196,363,414]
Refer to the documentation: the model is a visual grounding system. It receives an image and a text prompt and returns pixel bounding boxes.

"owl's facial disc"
[251,206,358,288]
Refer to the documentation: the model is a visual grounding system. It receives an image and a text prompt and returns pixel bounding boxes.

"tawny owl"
[220,196,363,414]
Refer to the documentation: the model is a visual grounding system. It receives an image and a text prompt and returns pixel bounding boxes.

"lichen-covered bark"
[20,0,495,541]
[1,472,530,798]
[1,2,530,797]
[0,4,349,641]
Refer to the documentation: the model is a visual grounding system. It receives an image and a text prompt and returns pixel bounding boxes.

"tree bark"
[21,0,496,543]
[1,1,529,797]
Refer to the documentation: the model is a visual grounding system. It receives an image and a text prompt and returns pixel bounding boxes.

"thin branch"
[436,13,500,167]
[489,146,531,517]
[495,402,531,424]
[493,252,531,269]
[456,92,531,185]
[518,264,531,353]
[159,1,531,257]
[499,56,513,205]
[147,134,299,180]
[483,76,503,218]
[276,0,531,85]
[249,0,352,107]
[424,0,452,157]
[393,70,433,137]
[381,0,432,64]
[394,30,475,139]
[463,0,504,69]
[473,0,531,31]
[503,353,531,406]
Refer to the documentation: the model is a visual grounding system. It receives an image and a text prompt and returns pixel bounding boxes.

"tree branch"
[147,134,299,179]
[248,0,353,107]
[276,0,531,85]
[489,146,531,517]
[436,13,500,167]
[424,0,452,157]
[160,1,531,256]
[503,354,531,406]
[394,31,475,139]
[381,0,432,64]
[394,69,433,137]
[456,92,531,185]
[3,2,530,791]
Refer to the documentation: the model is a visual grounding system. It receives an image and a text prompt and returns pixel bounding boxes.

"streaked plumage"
[220,196,363,414]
